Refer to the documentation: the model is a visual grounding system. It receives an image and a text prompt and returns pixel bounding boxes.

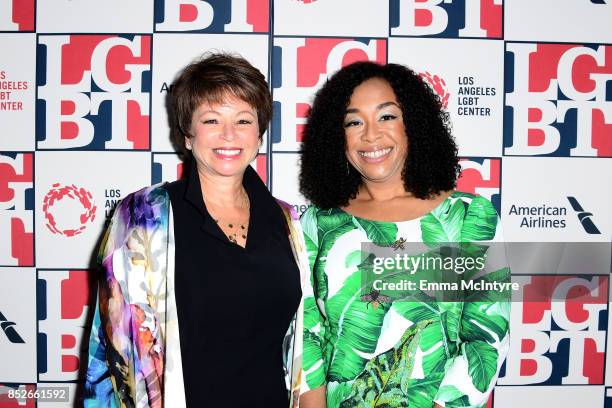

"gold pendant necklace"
[213,219,248,244]
[206,188,250,245]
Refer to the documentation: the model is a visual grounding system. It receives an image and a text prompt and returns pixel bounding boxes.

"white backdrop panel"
[273,0,389,37]
[495,385,604,407]
[151,33,270,152]
[505,0,612,43]
[501,156,612,242]
[0,267,37,383]
[389,37,504,157]
[35,151,151,268]
[0,34,36,151]
[36,0,154,33]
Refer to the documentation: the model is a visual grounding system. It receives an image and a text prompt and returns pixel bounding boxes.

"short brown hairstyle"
[169,52,272,156]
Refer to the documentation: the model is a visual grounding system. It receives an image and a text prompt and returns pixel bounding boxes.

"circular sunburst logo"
[419,71,450,109]
[42,184,97,237]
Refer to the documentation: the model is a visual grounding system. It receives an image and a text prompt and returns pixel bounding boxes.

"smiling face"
[186,94,260,178]
[344,77,408,185]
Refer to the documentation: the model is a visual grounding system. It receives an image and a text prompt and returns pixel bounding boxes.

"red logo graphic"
[419,71,450,109]
[0,0,34,31]
[0,152,34,266]
[37,35,151,150]
[42,184,97,237]
[391,0,502,38]
[0,384,36,407]
[156,0,269,33]
[152,153,184,184]
[272,37,386,150]
[505,43,611,157]
[499,275,607,385]
[38,270,92,381]
[457,158,500,198]
[253,154,267,183]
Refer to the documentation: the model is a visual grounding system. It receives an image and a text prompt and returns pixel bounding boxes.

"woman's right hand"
[299,385,326,408]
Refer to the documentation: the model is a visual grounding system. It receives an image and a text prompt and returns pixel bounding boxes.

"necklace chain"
[205,188,250,245]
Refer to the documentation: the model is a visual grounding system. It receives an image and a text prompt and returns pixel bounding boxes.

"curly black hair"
[299,61,460,209]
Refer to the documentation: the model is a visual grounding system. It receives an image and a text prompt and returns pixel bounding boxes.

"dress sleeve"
[83,197,134,407]
[300,206,328,391]
[433,197,511,408]
[83,290,117,408]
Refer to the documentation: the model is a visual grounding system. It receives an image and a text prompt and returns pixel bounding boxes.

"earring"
[185,142,192,150]
[346,161,350,175]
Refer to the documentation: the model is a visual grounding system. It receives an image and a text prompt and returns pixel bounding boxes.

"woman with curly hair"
[299,61,510,408]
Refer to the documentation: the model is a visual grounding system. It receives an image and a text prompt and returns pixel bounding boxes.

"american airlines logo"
[567,196,601,234]
[0,311,24,344]
[507,196,602,235]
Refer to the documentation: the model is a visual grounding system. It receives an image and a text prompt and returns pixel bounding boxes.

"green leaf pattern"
[301,193,510,407]
[339,320,433,407]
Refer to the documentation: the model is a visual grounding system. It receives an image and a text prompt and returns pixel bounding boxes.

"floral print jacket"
[83,184,311,407]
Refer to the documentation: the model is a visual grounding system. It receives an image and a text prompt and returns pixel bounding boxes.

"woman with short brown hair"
[84,53,311,408]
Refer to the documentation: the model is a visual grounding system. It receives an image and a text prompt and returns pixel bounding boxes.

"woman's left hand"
[433,403,443,408]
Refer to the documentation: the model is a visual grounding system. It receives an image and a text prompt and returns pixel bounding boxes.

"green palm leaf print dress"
[301,192,510,408]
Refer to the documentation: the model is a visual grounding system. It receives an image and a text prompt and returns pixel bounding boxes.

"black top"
[163,161,302,408]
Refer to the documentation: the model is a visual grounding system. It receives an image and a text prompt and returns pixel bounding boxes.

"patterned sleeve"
[83,195,135,407]
[84,186,171,407]
[300,205,328,391]
[433,196,511,408]
[84,290,118,408]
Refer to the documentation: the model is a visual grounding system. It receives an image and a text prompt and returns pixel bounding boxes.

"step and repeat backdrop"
[1,0,611,406]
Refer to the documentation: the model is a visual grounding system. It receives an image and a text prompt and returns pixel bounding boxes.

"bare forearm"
[300,386,326,408]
